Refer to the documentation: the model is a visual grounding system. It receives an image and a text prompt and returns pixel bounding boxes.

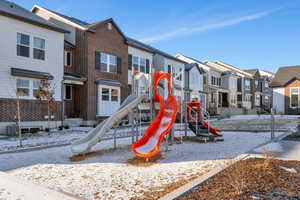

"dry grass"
[69,145,131,162]
[127,153,163,167]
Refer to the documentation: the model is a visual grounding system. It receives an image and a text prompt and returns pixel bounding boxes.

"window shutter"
[146,59,150,73]
[95,52,101,70]
[117,57,122,74]
[128,54,132,70]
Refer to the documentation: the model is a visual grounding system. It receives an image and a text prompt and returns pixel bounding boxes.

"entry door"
[98,85,120,116]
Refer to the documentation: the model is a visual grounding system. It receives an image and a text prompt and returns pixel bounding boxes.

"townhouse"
[32,6,129,125]
[208,61,254,111]
[270,65,300,114]
[33,5,186,125]
[244,69,273,112]
[126,38,186,103]
[0,0,68,134]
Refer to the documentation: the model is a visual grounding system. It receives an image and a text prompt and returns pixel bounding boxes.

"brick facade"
[65,22,128,121]
[284,79,300,114]
[0,98,61,122]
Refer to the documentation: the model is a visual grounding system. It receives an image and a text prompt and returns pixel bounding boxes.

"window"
[264,81,268,88]
[16,79,30,96]
[109,55,117,73]
[167,65,172,74]
[290,88,299,108]
[102,88,109,101]
[178,68,182,81]
[100,53,108,72]
[255,80,258,88]
[133,56,139,72]
[191,73,198,85]
[33,37,45,60]
[33,80,40,98]
[245,79,251,90]
[203,75,206,84]
[17,33,30,57]
[211,76,220,86]
[64,51,72,66]
[140,58,146,73]
[111,89,118,102]
[64,85,72,100]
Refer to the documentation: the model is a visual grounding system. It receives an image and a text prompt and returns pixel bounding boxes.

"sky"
[10,0,300,73]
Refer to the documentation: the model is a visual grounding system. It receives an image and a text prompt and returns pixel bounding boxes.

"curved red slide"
[132,72,178,158]
[187,102,223,137]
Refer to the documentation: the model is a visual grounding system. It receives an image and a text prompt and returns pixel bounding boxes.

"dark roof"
[270,65,300,87]
[185,63,205,74]
[11,68,54,80]
[95,79,122,87]
[32,6,90,28]
[64,73,86,82]
[0,0,68,33]
[64,40,75,49]
[126,37,186,63]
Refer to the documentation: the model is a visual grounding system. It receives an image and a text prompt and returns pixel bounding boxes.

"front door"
[98,85,120,116]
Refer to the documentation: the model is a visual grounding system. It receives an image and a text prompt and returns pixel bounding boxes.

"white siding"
[189,67,203,92]
[0,15,64,101]
[164,58,185,89]
[273,87,285,114]
[128,46,153,85]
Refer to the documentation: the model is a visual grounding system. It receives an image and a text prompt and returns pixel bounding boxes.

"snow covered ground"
[221,114,300,121]
[0,127,93,151]
[0,130,286,200]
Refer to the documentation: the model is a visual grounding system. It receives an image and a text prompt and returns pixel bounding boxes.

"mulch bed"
[178,158,300,200]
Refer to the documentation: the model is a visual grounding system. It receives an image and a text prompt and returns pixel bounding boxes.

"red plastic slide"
[187,102,223,137]
[132,72,178,158]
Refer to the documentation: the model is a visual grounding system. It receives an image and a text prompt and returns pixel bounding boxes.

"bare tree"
[36,79,56,133]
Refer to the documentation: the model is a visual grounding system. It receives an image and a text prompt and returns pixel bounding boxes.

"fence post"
[271,108,275,140]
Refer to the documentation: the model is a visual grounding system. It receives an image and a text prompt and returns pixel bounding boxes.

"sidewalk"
[0,171,78,200]
[249,132,300,161]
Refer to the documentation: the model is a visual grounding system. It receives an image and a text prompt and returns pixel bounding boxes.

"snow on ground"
[254,142,283,153]
[0,128,93,151]
[0,131,285,200]
[221,114,300,121]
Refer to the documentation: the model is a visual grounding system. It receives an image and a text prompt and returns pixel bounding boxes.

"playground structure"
[71,71,223,158]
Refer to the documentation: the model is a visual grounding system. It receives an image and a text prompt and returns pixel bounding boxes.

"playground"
[0,130,286,200]
[0,72,299,200]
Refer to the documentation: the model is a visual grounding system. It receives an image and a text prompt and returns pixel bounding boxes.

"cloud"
[140,9,279,43]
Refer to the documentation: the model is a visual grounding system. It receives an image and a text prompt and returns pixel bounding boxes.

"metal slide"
[71,95,146,155]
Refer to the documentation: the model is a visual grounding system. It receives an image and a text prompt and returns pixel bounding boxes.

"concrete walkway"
[0,171,78,200]
[249,139,300,161]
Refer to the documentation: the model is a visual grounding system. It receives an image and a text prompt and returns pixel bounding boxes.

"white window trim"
[64,85,72,100]
[64,51,72,67]
[16,78,41,99]
[290,87,299,108]
[33,37,45,60]
[101,53,117,73]
[17,32,30,58]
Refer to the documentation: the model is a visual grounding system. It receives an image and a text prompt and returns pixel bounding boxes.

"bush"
[64,125,70,129]
[45,128,50,132]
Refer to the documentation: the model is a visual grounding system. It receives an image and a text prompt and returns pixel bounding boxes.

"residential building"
[244,69,273,112]
[176,54,228,115]
[210,61,254,110]
[33,6,128,124]
[0,0,67,134]
[126,38,186,103]
[270,65,300,114]
[184,63,205,106]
